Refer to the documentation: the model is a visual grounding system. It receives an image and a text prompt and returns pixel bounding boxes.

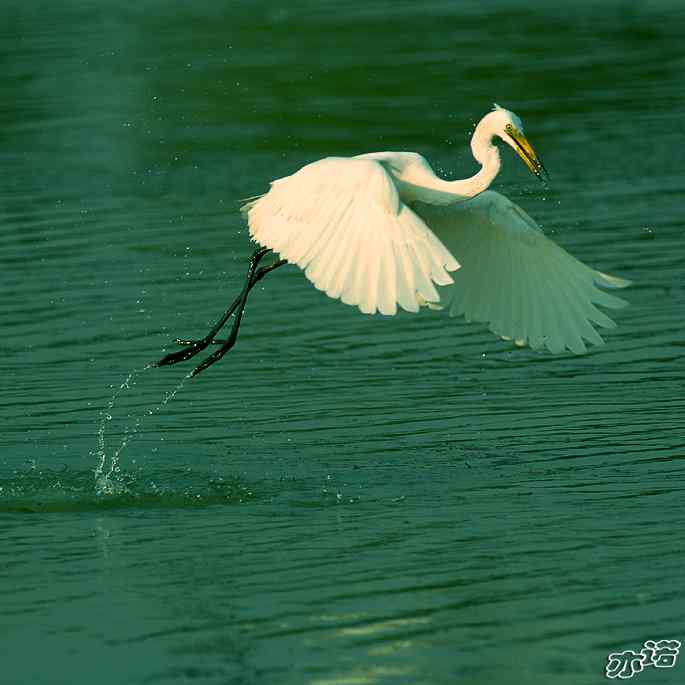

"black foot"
[189,347,232,377]
[157,339,211,366]
[175,338,227,346]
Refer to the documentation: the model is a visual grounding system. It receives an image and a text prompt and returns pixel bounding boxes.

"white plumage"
[242,105,630,354]
[244,157,459,316]
[414,192,629,354]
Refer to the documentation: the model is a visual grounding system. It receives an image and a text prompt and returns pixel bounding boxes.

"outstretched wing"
[413,190,630,354]
[242,157,459,316]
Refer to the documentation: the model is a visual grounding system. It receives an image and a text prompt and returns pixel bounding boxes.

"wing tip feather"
[594,270,632,289]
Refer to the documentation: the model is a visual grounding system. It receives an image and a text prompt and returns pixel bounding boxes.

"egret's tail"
[239,194,265,215]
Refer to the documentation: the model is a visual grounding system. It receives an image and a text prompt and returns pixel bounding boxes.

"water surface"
[1,2,684,683]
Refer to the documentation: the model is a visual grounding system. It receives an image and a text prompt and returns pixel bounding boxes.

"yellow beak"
[507,126,548,180]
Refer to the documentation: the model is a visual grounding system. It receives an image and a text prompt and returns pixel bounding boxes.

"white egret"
[159,104,629,376]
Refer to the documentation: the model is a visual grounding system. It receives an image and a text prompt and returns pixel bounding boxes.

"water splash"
[94,366,145,486]
[94,365,191,496]
[0,466,255,513]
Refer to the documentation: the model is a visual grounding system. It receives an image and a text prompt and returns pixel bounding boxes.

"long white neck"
[357,115,503,205]
[385,114,502,204]
[438,114,501,198]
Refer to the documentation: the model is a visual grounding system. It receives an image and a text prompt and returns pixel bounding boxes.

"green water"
[2,2,684,683]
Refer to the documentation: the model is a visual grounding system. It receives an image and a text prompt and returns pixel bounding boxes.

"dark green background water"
[2,2,684,683]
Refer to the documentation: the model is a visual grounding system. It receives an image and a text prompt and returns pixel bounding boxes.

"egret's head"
[490,103,547,180]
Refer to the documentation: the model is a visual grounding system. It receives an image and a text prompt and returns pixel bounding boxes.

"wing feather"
[376,232,397,316]
[548,263,603,349]
[393,240,418,312]
[244,157,458,315]
[413,190,630,354]
[510,244,529,344]
[524,247,543,346]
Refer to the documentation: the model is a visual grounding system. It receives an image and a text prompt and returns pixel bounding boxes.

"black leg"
[174,259,287,347]
[158,250,288,375]
[157,247,271,368]
[188,258,287,377]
